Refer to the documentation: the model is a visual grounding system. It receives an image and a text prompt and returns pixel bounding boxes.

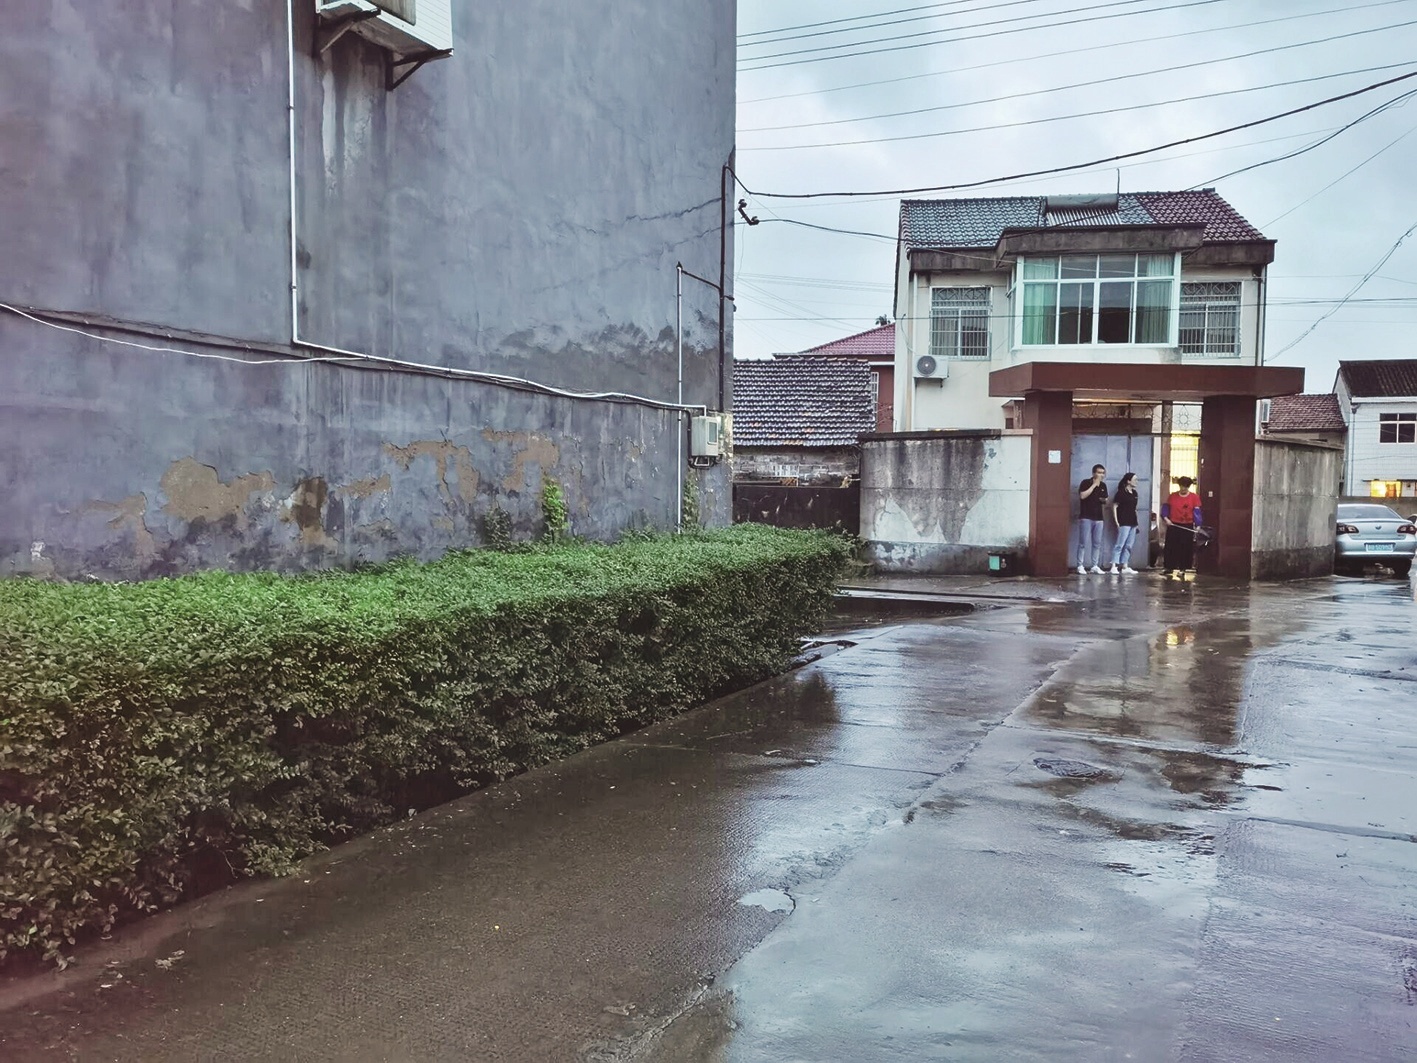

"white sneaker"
[1121,566,1137,574]
[1076,565,1087,574]
[1108,565,1120,575]
[1089,565,1104,574]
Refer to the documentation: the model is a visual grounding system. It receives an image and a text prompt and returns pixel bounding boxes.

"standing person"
[1161,476,1203,578]
[1108,472,1141,574]
[1076,463,1109,574]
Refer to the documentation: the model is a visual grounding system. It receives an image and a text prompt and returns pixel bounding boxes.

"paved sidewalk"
[3,575,1416,1060]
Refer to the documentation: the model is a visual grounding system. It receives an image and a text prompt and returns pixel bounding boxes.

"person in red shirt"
[1160,476,1203,577]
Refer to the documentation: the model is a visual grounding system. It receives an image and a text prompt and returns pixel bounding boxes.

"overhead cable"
[739,0,1411,103]
[739,19,1417,133]
[734,70,1417,199]
[740,0,1227,71]
[740,62,1415,151]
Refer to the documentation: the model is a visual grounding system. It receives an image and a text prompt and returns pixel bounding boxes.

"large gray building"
[1,1,735,579]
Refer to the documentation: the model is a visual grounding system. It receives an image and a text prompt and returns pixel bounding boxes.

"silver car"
[1334,503,1417,576]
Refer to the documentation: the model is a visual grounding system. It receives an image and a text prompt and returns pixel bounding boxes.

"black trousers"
[1162,527,1196,571]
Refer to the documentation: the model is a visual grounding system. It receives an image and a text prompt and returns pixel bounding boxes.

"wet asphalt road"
[3,574,1416,1061]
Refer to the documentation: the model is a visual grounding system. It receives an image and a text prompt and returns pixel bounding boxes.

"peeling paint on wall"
[160,458,276,530]
[481,429,560,492]
[335,473,392,499]
[86,492,158,565]
[383,441,480,505]
[280,476,333,548]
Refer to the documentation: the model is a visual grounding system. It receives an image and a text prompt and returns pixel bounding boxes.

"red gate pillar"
[1198,395,1257,579]
[1024,389,1074,576]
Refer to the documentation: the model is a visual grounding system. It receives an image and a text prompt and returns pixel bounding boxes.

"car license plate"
[1366,542,1394,552]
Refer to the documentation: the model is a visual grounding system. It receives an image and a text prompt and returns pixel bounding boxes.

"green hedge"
[0,525,849,967]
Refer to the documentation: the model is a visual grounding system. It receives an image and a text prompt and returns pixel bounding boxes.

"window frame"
[1178,281,1242,358]
[1378,411,1417,444]
[928,285,992,360]
[1013,252,1180,348]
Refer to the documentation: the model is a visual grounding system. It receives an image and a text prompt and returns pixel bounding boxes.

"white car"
[1334,504,1417,577]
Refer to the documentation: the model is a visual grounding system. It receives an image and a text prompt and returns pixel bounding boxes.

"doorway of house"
[1067,435,1155,570]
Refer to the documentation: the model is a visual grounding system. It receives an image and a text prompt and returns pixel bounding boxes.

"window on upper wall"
[1379,412,1416,443]
[1179,281,1241,357]
[1018,253,1175,346]
[930,287,991,358]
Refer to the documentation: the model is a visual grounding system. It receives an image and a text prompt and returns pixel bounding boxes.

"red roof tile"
[792,324,895,360]
[1265,393,1345,433]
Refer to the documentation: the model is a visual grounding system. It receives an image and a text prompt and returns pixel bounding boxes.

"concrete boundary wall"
[860,431,1031,573]
[1251,438,1342,580]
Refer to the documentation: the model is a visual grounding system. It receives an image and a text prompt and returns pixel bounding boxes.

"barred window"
[1179,281,1241,356]
[930,287,990,359]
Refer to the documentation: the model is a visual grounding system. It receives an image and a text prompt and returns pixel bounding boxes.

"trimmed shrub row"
[0,525,850,967]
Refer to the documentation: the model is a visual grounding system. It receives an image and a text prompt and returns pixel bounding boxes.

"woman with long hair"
[1108,472,1140,574]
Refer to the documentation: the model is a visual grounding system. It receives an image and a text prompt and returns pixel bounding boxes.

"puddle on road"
[737,889,795,914]
[1032,756,1113,780]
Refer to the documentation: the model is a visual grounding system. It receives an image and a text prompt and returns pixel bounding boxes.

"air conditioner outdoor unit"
[914,354,948,380]
[317,0,453,56]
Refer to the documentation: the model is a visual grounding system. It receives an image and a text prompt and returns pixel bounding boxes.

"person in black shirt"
[1076,464,1108,574]
[1108,472,1141,574]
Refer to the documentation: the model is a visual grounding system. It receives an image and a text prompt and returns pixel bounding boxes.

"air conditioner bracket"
[315,10,381,55]
[386,47,454,90]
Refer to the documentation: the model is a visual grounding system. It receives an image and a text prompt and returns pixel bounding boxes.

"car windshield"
[1337,504,1404,521]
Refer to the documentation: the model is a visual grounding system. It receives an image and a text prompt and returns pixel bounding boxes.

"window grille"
[930,287,990,359]
[1179,281,1241,356]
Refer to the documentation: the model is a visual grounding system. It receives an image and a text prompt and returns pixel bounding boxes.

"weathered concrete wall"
[733,447,859,485]
[860,431,1031,573]
[0,0,734,577]
[1251,439,1342,580]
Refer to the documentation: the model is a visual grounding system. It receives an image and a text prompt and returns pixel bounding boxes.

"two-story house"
[886,190,1303,576]
[1335,360,1417,501]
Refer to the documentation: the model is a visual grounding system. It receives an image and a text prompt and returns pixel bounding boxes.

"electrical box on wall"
[690,415,721,458]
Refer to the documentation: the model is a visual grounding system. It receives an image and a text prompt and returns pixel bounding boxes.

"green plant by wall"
[541,477,569,541]
[0,525,849,969]
[482,506,514,551]
[681,471,700,528]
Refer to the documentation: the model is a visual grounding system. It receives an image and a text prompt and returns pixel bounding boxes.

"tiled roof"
[1338,359,1417,398]
[900,189,1264,249]
[1265,393,1346,433]
[732,356,876,447]
[789,323,895,360]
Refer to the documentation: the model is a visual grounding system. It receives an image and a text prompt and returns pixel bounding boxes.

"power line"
[1261,123,1417,229]
[739,0,1228,71]
[1270,219,1417,361]
[1197,91,1417,187]
[739,0,1411,103]
[740,0,1163,57]
[740,62,1416,152]
[734,70,1417,199]
[739,20,1417,134]
[739,0,1039,42]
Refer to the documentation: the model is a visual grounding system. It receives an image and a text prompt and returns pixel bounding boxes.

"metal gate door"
[1067,435,1155,569]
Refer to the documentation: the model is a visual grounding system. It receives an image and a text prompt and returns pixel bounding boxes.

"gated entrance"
[1066,434,1154,568]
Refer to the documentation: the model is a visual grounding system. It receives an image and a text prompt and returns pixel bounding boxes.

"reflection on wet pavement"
[2,576,1414,1062]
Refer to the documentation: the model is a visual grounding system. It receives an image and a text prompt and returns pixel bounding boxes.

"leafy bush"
[0,525,848,968]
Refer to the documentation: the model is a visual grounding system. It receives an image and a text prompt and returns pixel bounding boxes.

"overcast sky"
[730,0,1417,392]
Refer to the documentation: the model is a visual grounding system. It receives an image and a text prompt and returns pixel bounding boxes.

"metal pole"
[676,264,684,532]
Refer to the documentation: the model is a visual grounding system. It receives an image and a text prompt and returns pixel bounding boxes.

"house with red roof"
[874,189,1306,577]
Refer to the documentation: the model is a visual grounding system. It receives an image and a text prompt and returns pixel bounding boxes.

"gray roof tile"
[732,357,876,447]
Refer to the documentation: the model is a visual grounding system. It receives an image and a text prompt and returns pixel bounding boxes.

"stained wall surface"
[1251,439,1342,580]
[0,1,734,577]
[860,431,1032,573]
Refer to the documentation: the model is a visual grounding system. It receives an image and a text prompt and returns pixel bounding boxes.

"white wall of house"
[1339,393,1417,497]
[893,255,1264,432]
